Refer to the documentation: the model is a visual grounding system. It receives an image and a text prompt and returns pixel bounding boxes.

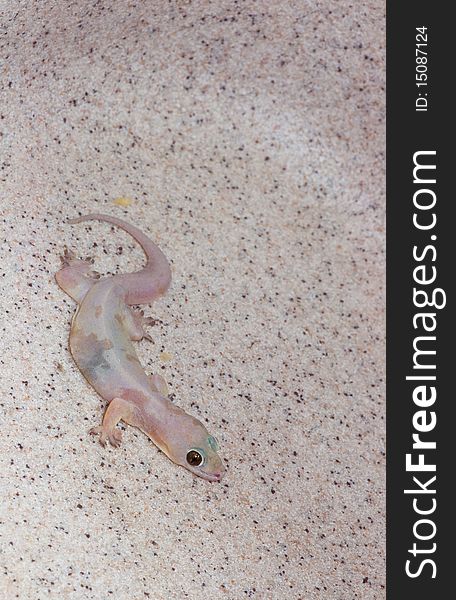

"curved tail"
[68,213,172,305]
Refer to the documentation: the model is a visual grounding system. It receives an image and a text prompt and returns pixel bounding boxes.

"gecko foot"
[128,309,162,342]
[60,248,97,274]
[89,398,133,448]
[89,425,123,448]
[135,309,161,327]
[60,247,76,266]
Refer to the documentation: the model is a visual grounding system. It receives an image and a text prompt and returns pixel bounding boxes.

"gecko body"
[56,214,224,482]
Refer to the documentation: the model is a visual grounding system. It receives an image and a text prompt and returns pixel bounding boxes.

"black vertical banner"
[387,3,452,598]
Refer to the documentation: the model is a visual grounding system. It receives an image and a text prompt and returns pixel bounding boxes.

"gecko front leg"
[90,397,136,447]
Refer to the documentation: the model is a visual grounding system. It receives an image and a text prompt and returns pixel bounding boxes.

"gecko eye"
[186,449,205,467]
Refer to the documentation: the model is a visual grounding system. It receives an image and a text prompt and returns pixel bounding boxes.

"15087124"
[416,26,428,112]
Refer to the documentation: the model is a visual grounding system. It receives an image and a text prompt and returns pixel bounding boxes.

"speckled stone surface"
[0,1,385,598]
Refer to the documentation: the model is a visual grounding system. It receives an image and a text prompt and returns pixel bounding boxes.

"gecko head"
[164,414,224,482]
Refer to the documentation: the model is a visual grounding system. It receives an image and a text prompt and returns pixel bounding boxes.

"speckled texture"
[0,1,385,598]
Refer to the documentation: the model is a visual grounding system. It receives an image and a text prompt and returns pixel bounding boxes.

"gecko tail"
[67,214,165,268]
[68,213,172,305]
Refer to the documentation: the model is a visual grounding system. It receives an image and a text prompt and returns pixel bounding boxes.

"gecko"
[55,213,224,482]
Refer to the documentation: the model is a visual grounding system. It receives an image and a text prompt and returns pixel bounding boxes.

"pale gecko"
[55,213,224,482]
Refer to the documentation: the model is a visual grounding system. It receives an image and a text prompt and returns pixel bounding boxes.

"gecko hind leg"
[90,397,135,447]
[60,248,100,275]
[124,307,160,342]
[55,248,101,303]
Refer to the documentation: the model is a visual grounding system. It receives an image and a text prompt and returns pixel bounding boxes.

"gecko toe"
[89,426,108,447]
[109,430,123,447]
[143,317,158,326]
[61,247,75,266]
